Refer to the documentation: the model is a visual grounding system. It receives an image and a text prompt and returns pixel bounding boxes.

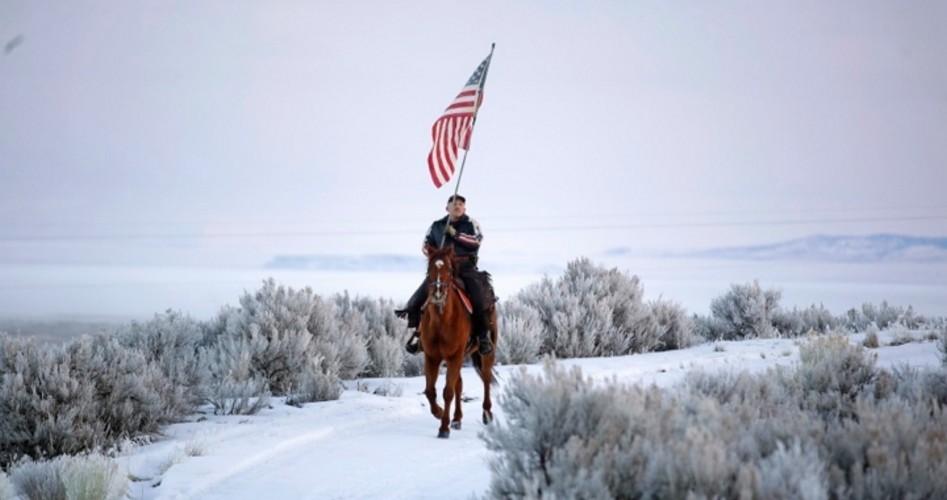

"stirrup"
[477,335,493,356]
[405,331,421,355]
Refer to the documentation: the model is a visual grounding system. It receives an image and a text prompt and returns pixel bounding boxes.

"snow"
[122,330,943,499]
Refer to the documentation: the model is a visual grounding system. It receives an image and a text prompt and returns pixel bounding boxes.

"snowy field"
[122,329,943,500]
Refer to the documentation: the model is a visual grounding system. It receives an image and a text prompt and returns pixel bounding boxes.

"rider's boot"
[405,328,422,355]
[475,311,494,356]
[396,281,428,355]
[396,307,423,355]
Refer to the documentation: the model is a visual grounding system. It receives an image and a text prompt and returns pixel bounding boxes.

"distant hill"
[265,254,424,272]
[685,234,947,262]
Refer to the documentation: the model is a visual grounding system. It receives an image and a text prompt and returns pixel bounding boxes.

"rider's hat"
[447,194,466,204]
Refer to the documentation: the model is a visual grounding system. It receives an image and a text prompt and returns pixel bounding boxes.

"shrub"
[112,310,207,416]
[846,300,909,332]
[1,334,101,467]
[482,360,745,498]
[332,293,405,377]
[773,303,839,337]
[792,334,877,420]
[285,353,341,407]
[885,364,947,407]
[939,327,947,367]
[365,334,406,378]
[60,453,127,500]
[516,258,652,358]
[496,298,543,365]
[822,395,947,499]
[205,279,357,404]
[862,324,880,348]
[0,328,200,468]
[645,298,696,351]
[692,314,729,342]
[8,458,65,500]
[8,453,126,500]
[66,333,175,438]
[747,439,829,500]
[0,470,13,500]
[201,332,271,415]
[708,281,782,340]
[482,347,947,499]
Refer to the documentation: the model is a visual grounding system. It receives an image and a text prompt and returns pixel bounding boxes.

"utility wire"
[1,214,944,242]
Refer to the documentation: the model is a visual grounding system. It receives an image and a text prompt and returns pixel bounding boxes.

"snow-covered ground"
[123,330,943,500]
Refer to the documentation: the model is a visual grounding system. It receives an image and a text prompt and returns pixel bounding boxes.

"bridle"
[428,258,453,314]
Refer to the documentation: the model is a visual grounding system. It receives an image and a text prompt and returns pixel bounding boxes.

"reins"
[428,258,454,314]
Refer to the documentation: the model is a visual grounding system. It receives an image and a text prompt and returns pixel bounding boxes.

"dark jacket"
[424,214,482,261]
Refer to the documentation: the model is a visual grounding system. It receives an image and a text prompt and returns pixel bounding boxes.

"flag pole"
[440,43,495,248]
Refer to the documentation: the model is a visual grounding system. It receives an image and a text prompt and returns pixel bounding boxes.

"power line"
[0,214,944,243]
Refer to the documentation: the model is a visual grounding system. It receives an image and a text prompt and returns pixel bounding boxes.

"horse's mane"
[427,245,453,261]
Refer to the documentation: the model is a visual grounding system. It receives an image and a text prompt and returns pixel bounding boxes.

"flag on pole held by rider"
[427,52,493,188]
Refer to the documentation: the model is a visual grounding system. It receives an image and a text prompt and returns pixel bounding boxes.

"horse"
[419,245,498,438]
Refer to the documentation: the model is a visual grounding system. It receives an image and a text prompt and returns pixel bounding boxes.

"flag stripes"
[426,53,492,188]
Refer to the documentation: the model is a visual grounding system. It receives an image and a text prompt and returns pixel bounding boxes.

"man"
[395,194,495,356]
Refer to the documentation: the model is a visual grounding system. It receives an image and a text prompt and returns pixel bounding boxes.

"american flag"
[427,53,493,188]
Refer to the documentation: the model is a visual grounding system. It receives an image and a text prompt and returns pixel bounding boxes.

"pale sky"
[1,1,946,317]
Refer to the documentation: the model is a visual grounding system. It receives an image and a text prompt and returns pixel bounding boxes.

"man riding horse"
[395,194,496,356]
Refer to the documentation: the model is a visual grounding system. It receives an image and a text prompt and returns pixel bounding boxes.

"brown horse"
[419,245,498,438]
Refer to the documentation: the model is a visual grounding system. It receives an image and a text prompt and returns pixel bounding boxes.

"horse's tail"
[472,352,500,386]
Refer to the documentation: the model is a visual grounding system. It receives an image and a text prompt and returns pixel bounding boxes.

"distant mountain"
[265,253,560,275]
[686,234,947,262]
[266,254,423,272]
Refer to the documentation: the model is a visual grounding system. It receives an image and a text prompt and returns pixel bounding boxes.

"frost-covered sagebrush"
[203,279,357,404]
[112,310,207,418]
[66,333,176,438]
[0,334,96,467]
[707,281,782,340]
[0,470,12,500]
[516,258,652,358]
[8,453,126,500]
[496,297,543,365]
[939,326,947,367]
[0,332,183,468]
[844,301,921,332]
[773,303,838,337]
[200,331,271,415]
[644,297,696,351]
[791,334,877,419]
[482,336,947,499]
[332,292,403,377]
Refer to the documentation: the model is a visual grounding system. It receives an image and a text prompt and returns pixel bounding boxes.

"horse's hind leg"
[480,351,495,425]
[450,373,463,431]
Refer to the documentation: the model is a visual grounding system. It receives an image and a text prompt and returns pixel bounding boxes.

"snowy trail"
[125,334,943,500]
[136,367,502,500]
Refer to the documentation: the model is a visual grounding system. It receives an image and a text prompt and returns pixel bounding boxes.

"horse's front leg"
[438,355,463,438]
[423,355,442,420]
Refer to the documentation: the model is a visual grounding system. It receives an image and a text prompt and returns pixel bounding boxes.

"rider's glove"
[446,226,457,238]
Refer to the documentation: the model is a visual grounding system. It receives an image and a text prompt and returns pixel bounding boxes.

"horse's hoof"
[437,429,450,439]
[450,421,462,430]
[483,412,493,425]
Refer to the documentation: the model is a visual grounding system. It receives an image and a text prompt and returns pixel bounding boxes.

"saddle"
[416,266,496,318]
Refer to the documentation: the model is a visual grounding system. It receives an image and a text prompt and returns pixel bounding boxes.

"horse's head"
[426,246,455,312]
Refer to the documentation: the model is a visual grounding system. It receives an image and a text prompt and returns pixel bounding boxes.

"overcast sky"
[2,2,946,294]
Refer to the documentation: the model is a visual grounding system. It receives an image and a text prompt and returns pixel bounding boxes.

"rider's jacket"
[424,214,482,262]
